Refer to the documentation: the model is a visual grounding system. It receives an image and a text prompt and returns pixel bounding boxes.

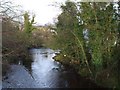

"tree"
[23,12,36,34]
[0,0,23,22]
[56,1,93,76]
[54,1,119,88]
[55,1,80,64]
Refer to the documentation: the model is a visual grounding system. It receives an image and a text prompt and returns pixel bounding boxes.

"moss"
[53,54,63,61]
[54,54,71,65]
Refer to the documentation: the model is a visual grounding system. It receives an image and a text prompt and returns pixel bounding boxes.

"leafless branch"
[0,0,24,22]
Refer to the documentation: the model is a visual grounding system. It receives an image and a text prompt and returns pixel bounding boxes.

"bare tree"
[0,0,23,23]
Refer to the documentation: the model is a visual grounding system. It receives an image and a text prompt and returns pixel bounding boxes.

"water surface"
[2,48,99,88]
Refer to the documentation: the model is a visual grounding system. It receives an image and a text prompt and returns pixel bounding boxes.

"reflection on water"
[2,48,99,88]
[29,48,99,88]
[30,48,67,88]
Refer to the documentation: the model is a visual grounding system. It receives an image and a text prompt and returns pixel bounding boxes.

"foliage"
[23,12,36,34]
[54,1,120,88]
[80,2,118,75]
[2,14,43,75]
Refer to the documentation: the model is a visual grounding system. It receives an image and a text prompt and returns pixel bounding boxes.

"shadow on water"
[26,48,100,88]
[2,48,101,88]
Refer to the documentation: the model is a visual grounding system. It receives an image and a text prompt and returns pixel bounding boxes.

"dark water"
[2,48,99,88]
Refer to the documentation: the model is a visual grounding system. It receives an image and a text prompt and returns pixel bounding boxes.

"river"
[2,48,99,88]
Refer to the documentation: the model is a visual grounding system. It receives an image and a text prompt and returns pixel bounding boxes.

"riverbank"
[53,53,119,89]
[2,48,102,88]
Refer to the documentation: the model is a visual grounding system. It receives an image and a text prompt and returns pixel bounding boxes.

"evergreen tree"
[23,12,35,34]
[55,1,119,88]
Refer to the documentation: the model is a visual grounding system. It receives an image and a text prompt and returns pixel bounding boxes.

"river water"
[2,48,99,88]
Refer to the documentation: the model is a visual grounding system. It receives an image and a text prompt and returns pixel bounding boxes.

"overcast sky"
[13,0,67,25]
[12,0,117,25]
